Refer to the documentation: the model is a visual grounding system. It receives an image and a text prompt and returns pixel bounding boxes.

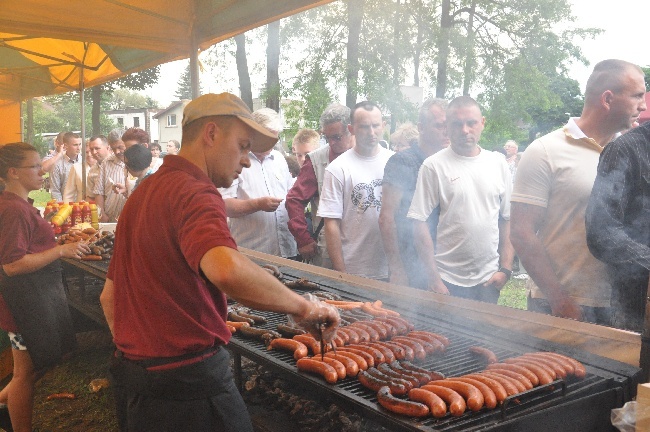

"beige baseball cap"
[182,93,278,152]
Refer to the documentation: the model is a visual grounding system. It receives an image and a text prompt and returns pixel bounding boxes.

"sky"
[142,0,650,108]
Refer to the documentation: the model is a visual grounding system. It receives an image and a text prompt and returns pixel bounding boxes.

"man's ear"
[203,122,218,146]
[602,90,614,109]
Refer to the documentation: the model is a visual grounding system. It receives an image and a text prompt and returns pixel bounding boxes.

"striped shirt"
[93,155,127,221]
[50,155,80,201]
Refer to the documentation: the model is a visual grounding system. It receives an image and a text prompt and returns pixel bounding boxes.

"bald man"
[510,59,647,325]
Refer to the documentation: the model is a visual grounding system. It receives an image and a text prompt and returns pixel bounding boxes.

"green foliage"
[109,88,158,110]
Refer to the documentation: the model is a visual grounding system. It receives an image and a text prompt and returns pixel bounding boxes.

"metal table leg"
[233,352,243,392]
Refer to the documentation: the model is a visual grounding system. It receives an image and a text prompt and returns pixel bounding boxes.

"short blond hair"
[292,129,320,148]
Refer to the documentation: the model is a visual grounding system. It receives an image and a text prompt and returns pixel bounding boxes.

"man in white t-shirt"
[317,101,394,280]
[407,96,514,303]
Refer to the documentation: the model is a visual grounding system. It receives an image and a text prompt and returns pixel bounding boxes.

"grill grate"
[227,265,639,432]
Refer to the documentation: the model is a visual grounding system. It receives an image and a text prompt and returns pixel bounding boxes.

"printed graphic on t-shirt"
[351,179,383,212]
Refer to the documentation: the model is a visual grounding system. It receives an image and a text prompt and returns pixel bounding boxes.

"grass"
[498,276,528,309]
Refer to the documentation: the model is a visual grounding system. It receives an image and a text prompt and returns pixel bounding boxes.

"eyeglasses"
[324,133,346,143]
[16,164,43,170]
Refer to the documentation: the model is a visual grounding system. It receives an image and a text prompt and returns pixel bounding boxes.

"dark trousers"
[527,295,612,327]
[442,280,501,304]
[109,347,253,432]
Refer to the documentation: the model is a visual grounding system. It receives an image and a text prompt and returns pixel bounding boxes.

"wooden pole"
[640,277,650,383]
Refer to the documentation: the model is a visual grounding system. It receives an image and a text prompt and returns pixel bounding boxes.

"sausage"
[276,323,307,337]
[80,254,103,261]
[337,327,360,345]
[267,338,309,360]
[408,331,449,347]
[388,361,432,385]
[227,325,237,334]
[488,363,540,386]
[226,321,250,329]
[503,360,555,385]
[479,372,525,395]
[539,352,586,379]
[519,354,567,378]
[46,392,76,401]
[227,311,255,325]
[373,320,397,338]
[293,334,323,355]
[377,386,430,417]
[346,344,385,365]
[427,379,484,412]
[382,340,414,361]
[481,368,533,390]
[408,388,447,418]
[523,352,578,377]
[361,302,388,317]
[377,317,409,335]
[236,310,267,324]
[400,361,445,381]
[324,352,361,376]
[261,264,282,278]
[406,333,445,353]
[449,377,498,408]
[420,385,466,416]
[338,347,375,368]
[296,358,338,384]
[284,278,320,290]
[347,325,371,343]
[238,325,281,342]
[357,370,407,395]
[318,357,346,380]
[361,342,396,363]
[376,363,420,388]
[391,337,427,360]
[355,320,389,340]
[458,374,508,403]
[365,367,413,394]
[469,346,498,364]
[350,323,380,341]
[334,329,350,345]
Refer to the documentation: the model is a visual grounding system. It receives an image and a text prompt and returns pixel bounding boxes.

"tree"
[175,65,193,100]
[234,33,253,109]
[266,21,281,111]
[346,0,364,107]
[109,88,158,110]
[642,66,650,92]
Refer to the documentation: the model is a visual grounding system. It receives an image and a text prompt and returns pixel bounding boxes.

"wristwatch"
[498,267,512,279]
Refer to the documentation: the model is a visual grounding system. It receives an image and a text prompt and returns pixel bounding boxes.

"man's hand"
[428,280,450,295]
[289,295,341,342]
[549,295,584,321]
[257,197,283,212]
[482,271,509,290]
[112,183,127,196]
[298,241,318,261]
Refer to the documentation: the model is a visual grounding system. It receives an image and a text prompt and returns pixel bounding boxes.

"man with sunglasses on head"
[286,103,355,268]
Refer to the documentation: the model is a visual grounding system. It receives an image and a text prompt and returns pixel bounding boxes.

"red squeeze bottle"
[72,203,82,226]
[82,202,92,224]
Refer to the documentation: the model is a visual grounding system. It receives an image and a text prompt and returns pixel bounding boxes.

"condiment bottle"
[82,202,92,224]
[51,204,72,227]
[90,203,99,230]
[72,203,82,226]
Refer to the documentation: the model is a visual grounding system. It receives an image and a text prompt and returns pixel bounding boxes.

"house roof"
[153,101,187,119]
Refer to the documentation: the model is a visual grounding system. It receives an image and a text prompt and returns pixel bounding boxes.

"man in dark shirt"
[379,98,449,288]
[586,120,650,332]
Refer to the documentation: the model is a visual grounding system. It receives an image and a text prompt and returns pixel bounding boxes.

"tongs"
[319,323,336,361]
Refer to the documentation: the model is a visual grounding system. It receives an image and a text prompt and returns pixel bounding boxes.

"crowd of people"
[0,57,648,430]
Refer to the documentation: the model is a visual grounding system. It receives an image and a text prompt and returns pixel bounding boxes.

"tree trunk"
[436,0,452,98]
[266,21,281,111]
[413,0,424,87]
[391,0,401,132]
[234,33,253,110]
[462,0,476,96]
[25,98,34,144]
[92,86,102,136]
[346,0,364,108]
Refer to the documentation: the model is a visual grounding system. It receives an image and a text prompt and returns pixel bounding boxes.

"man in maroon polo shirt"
[100,93,340,432]
[285,103,354,267]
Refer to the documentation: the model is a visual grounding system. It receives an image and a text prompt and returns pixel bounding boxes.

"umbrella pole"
[190,26,200,99]
[640,277,650,383]
[80,71,86,201]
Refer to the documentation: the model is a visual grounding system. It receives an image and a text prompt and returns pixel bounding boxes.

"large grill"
[61,258,640,432]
